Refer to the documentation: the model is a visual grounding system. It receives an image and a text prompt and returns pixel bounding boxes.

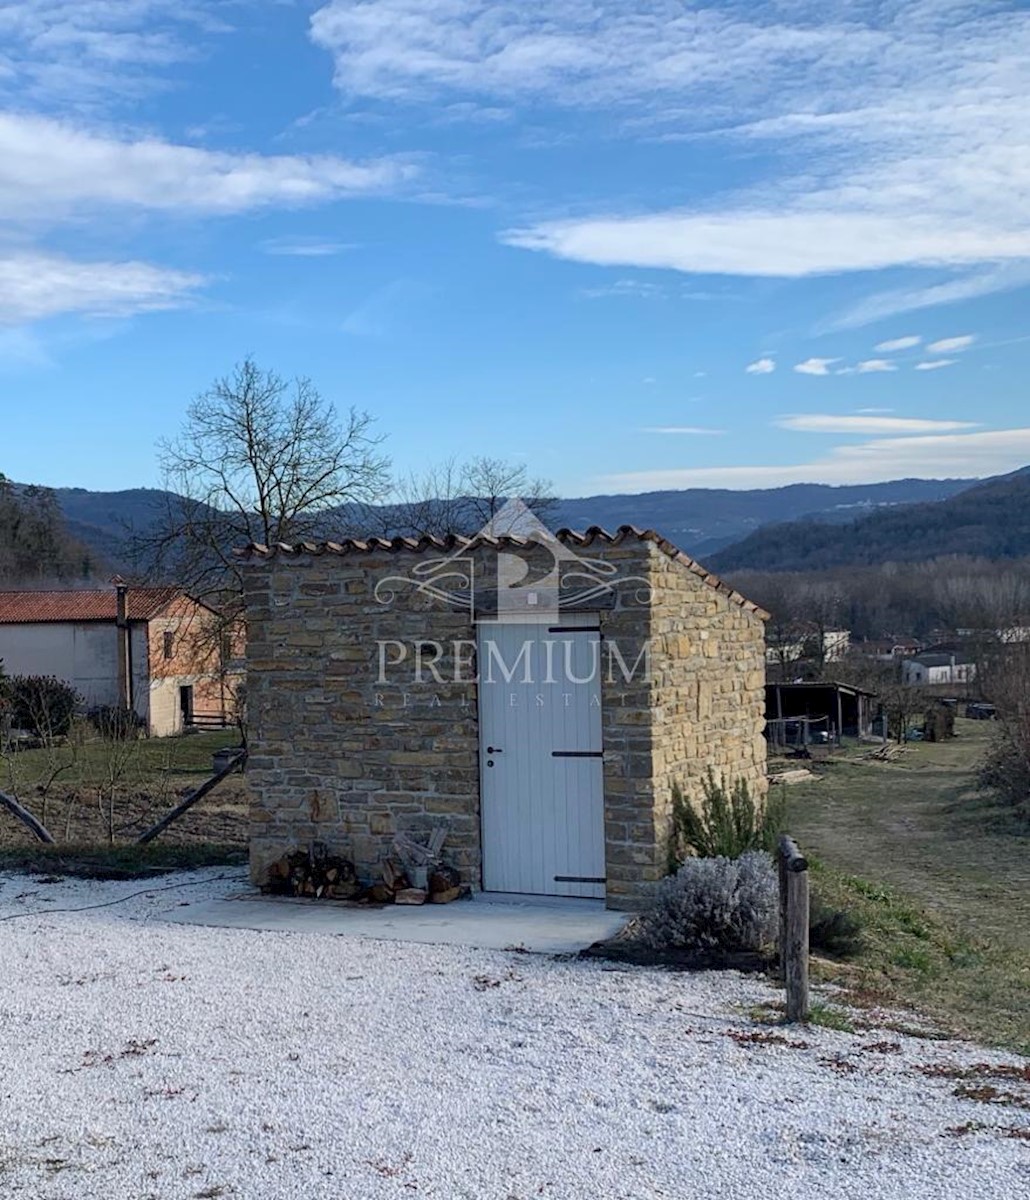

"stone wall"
[647,544,768,876]
[242,535,766,910]
[243,555,480,888]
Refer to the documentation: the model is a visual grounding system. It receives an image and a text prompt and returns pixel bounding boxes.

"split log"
[429,865,461,895]
[395,887,427,905]
[429,886,461,904]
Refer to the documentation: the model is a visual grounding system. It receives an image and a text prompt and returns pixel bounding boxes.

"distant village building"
[901,653,977,687]
[765,629,850,670]
[858,637,921,661]
[0,583,240,736]
[956,626,1030,644]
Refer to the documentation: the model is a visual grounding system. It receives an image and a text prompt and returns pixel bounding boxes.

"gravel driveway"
[0,869,1026,1199]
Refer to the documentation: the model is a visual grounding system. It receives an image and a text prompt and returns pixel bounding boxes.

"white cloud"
[0,1,230,107]
[830,266,1030,330]
[505,211,1030,279]
[353,3,1030,315]
[927,334,975,353]
[260,237,359,257]
[745,357,775,375]
[794,358,837,376]
[874,335,921,352]
[0,113,410,223]
[579,278,665,300]
[855,358,896,373]
[0,251,204,323]
[641,426,725,435]
[777,415,977,435]
[599,429,1030,491]
[914,359,956,371]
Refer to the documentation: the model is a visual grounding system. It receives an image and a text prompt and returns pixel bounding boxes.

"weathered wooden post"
[777,835,810,1022]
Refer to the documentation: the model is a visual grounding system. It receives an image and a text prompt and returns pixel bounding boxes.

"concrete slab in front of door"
[162,892,631,954]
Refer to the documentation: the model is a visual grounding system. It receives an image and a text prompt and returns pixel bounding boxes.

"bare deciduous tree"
[139,358,390,606]
[381,455,557,539]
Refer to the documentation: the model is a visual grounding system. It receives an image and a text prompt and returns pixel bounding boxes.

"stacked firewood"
[264,831,463,905]
[376,828,461,905]
[266,842,361,900]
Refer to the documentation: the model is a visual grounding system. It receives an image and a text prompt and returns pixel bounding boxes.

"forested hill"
[709,469,1030,573]
[0,475,100,583]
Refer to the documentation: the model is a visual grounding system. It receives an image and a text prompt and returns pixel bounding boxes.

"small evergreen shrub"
[809,897,864,959]
[669,770,785,864]
[7,675,80,739]
[638,850,778,956]
[86,704,145,741]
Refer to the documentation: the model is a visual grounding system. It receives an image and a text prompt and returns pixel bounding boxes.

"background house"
[901,652,977,687]
[0,582,240,736]
[241,523,768,910]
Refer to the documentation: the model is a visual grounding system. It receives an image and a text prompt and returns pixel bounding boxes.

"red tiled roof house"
[0,583,240,736]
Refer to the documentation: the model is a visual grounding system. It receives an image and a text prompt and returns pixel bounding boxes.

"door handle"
[487,746,503,753]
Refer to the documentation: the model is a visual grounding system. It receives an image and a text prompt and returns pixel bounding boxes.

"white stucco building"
[0,584,240,737]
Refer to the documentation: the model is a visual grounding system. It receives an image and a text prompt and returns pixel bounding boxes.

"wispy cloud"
[874,335,921,352]
[927,334,976,354]
[385,3,1030,315]
[641,426,725,435]
[830,267,1030,330]
[579,278,665,300]
[794,358,837,376]
[0,1,228,108]
[855,359,896,373]
[260,237,359,257]
[0,114,411,223]
[341,278,431,338]
[600,429,1030,490]
[745,357,775,375]
[0,251,204,323]
[777,415,977,435]
[915,359,956,371]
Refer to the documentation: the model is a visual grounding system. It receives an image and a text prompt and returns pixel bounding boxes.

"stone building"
[241,515,767,909]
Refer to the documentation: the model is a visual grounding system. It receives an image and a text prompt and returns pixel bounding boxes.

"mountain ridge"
[709,468,1030,573]
[39,476,981,570]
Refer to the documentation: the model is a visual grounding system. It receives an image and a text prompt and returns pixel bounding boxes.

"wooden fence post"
[777,835,810,1022]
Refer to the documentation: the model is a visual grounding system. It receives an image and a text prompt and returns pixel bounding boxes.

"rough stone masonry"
[241,528,767,910]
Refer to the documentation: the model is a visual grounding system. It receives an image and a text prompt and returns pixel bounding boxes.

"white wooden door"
[478,616,605,898]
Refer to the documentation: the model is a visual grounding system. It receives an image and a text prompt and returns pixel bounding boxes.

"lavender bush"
[638,851,778,956]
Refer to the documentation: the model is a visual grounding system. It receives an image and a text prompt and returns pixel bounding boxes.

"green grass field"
[783,719,1030,1053]
[2,729,241,788]
[0,731,248,860]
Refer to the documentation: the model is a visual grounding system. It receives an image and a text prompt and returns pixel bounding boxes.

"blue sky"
[1,0,1029,497]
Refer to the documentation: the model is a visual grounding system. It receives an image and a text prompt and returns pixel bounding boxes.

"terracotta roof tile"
[237,525,768,617]
[0,587,183,624]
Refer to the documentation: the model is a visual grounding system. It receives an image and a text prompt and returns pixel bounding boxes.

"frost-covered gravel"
[0,869,1026,1199]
